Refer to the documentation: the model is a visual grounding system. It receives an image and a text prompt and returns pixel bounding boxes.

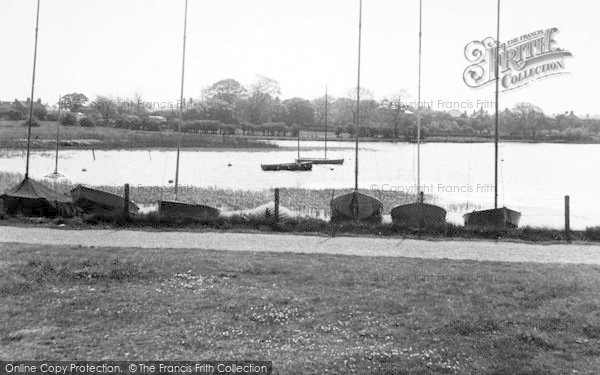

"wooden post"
[565,195,571,243]
[123,183,130,218]
[274,188,280,222]
[91,148,96,161]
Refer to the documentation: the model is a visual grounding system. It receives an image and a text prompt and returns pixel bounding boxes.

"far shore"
[1,120,599,151]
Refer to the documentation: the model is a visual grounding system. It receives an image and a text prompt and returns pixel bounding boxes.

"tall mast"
[174,0,188,200]
[416,0,423,201]
[25,0,41,179]
[355,0,362,192]
[324,85,328,158]
[494,0,500,209]
[54,95,61,174]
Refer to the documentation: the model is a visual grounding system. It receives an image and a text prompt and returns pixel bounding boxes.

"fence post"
[565,195,571,243]
[274,188,280,222]
[123,183,130,219]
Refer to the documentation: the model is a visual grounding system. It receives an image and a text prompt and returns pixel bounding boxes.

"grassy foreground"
[1,243,599,373]
[0,120,274,150]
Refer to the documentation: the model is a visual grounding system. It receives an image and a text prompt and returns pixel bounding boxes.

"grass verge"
[1,243,599,373]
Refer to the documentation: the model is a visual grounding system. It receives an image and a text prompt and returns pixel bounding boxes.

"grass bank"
[0,120,274,150]
[1,243,599,373]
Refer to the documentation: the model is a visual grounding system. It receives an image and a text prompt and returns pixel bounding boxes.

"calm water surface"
[2,140,599,229]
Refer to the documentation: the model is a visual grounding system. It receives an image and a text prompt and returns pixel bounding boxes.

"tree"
[204,79,247,104]
[93,95,117,124]
[60,93,89,112]
[79,117,95,127]
[513,102,543,140]
[283,98,315,127]
[248,75,281,124]
[61,112,77,126]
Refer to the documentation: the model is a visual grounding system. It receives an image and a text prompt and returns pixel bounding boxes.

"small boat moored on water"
[464,207,521,229]
[261,162,313,171]
[295,86,344,166]
[295,158,344,165]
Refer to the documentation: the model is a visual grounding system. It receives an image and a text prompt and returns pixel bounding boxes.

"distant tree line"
[2,76,600,142]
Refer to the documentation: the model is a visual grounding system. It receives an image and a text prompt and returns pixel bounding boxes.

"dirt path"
[1,225,600,264]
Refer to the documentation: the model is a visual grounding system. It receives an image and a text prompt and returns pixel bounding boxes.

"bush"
[140,117,160,131]
[45,112,59,122]
[79,117,95,127]
[8,109,24,121]
[61,112,77,126]
[21,116,40,127]
[115,115,141,130]
[33,106,47,120]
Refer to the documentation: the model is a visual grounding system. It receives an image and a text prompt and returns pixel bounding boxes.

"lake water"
[2,140,599,229]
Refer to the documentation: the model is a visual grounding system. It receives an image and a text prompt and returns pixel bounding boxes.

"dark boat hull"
[296,158,344,165]
[71,185,139,215]
[463,207,521,229]
[330,191,382,223]
[261,162,312,171]
[391,202,447,228]
[159,200,220,220]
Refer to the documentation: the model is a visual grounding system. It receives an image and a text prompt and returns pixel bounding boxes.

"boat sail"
[296,86,344,165]
[463,0,521,228]
[391,0,446,228]
[158,0,220,220]
[330,0,383,223]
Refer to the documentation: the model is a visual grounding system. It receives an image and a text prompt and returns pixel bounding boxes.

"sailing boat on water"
[330,0,383,223]
[158,0,220,220]
[463,0,520,228]
[391,0,446,228]
[296,86,344,165]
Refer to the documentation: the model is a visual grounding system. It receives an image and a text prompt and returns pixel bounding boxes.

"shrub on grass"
[140,117,161,131]
[584,227,600,241]
[79,117,95,127]
[45,111,59,122]
[21,116,40,127]
[61,112,77,126]
[8,109,24,121]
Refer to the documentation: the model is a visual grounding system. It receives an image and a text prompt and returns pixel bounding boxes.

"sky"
[0,0,597,116]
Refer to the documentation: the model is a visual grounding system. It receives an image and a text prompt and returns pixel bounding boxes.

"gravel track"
[1,226,600,264]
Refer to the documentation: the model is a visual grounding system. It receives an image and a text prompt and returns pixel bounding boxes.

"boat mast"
[174,0,188,200]
[355,0,362,192]
[324,85,328,159]
[494,0,500,209]
[416,0,423,202]
[25,0,41,179]
[53,94,61,175]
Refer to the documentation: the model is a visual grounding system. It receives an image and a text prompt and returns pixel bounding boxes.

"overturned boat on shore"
[331,191,382,223]
[158,200,220,220]
[391,199,447,228]
[463,207,521,229]
[2,177,76,217]
[71,185,138,215]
